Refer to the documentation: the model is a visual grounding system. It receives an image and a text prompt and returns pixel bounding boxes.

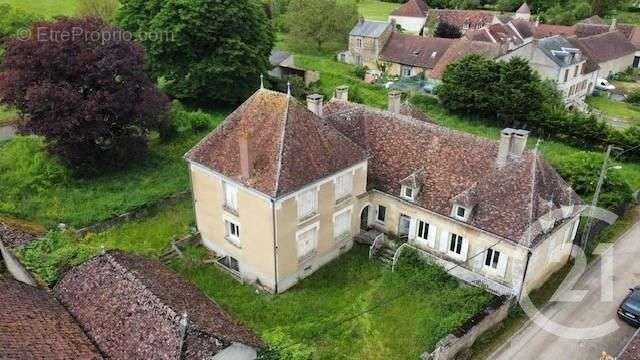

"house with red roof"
[389,0,430,35]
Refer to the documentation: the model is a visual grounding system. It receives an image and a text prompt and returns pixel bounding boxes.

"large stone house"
[339,19,393,67]
[389,0,429,35]
[500,35,599,107]
[186,86,582,297]
[568,31,638,78]
[379,32,455,78]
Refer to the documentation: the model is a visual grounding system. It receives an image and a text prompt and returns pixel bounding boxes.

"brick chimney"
[388,91,401,114]
[335,85,349,101]
[239,131,254,179]
[497,128,529,166]
[307,94,323,116]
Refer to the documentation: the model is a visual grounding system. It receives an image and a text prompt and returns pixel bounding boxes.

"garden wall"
[422,296,515,360]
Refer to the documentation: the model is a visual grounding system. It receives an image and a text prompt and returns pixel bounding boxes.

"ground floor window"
[218,256,239,272]
[297,225,318,261]
[449,233,463,255]
[484,248,500,269]
[334,208,352,240]
[401,65,412,78]
[417,220,429,241]
[225,219,240,246]
[376,205,386,223]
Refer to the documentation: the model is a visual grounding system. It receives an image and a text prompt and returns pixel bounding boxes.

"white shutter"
[497,253,508,277]
[427,225,437,248]
[439,231,450,253]
[408,219,417,241]
[460,237,469,261]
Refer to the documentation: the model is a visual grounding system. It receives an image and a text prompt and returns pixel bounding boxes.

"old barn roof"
[391,0,429,18]
[186,89,367,198]
[430,9,495,30]
[322,100,581,246]
[350,20,391,38]
[55,251,261,360]
[569,31,637,64]
[380,33,455,68]
[431,39,503,79]
[0,277,102,359]
[534,23,576,38]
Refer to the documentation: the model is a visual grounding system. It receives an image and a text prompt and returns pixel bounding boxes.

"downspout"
[271,198,279,294]
[517,250,532,301]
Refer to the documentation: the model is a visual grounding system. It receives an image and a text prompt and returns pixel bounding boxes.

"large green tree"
[496,57,545,125]
[118,0,274,104]
[0,4,38,50]
[285,0,358,51]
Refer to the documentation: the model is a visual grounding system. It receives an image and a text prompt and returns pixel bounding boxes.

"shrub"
[353,65,369,80]
[627,90,640,104]
[613,68,638,82]
[258,328,314,360]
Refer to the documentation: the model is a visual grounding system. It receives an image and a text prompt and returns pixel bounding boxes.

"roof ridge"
[273,94,292,196]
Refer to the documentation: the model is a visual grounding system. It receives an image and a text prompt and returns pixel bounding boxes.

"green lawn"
[171,246,491,359]
[16,197,194,286]
[587,95,640,126]
[0,112,225,228]
[0,105,17,126]
[353,0,400,21]
[2,0,77,17]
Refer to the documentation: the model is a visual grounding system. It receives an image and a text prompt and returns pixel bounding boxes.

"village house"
[379,32,455,78]
[339,19,393,67]
[388,0,430,35]
[186,86,582,297]
[268,50,320,86]
[429,38,504,80]
[568,31,637,78]
[499,35,599,107]
[427,9,496,34]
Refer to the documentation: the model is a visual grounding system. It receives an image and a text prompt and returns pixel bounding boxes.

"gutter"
[517,250,533,301]
[271,199,279,294]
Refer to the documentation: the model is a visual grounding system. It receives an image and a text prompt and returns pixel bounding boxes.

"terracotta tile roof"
[534,24,576,39]
[619,329,640,360]
[464,28,496,43]
[186,89,367,198]
[0,222,35,248]
[575,23,610,37]
[323,100,581,246]
[379,33,455,69]
[568,31,636,64]
[487,23,525,46]
[516,2,531,14]
[430,9,495,30]
[55,251,262,360]
[431,39,503,79]
[511,19,534,38]
[0,277,102,359]
[391,0,429,18]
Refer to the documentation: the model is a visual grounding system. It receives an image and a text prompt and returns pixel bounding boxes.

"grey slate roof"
[269,50,291,67]
[350,20,391,38]
[537,35,584,66]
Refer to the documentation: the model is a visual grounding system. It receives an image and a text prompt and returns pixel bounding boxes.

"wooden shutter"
[439,230,450,253]
[408,219,417,241]
[460,236,469,261]
[427,224,437,248]
[497,252,508,277]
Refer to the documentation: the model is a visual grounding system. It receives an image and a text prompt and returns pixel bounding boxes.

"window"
[297,225,318,261]
[335,172,353,201]
[401,186,415,201]
[454,206,468,221]
[297,188,317,220]
[417,220,429,241]
[449,233,464,255]
[564,69,569,82]
[334,208,352,240]
[376,205,386,223]
[225,219,240,246]
[223,181,238,211]
[357,38,363,47]
[573,65,579,77]
[485,248,501,269]
[401,66,412,78]
[218,256,239,272]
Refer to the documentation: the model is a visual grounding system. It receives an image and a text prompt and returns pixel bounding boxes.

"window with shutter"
[297,188,317,220]
[223,181,238,211]
[297,225,318,261]
[449,233,464,255]
[334,209,352,240]
[335,173,353,201]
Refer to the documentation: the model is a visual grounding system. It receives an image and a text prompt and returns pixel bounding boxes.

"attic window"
[401,185,415,201]
[430,51,437,58]
[454,205,470,221]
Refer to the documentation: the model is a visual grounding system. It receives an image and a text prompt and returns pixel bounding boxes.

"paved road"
[491,217,640,360]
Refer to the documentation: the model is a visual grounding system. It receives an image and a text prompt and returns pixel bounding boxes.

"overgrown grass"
[0,112,225,228]
[15,198,194,286]
[353,0,400,21]
[607,9,640,25]
[587,96,640,125]
[171,246,491,359]
[2,0,78,17]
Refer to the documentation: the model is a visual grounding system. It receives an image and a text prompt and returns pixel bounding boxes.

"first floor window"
[485,248,501,269]
[225,220,240,246]
[297,226,318,261]
[223,181,238,211]
[417,220,429,241]
[335,172,353,200]
[297,188,317,219]
[334,209,352,240]
[449,233,463,255]
[377,205,386,223]
[401,186,415,200]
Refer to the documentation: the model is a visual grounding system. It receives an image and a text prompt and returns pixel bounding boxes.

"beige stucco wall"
[598,53,636,78]
[386,62,427,78]
[275,163,368,292]
[190,163,277,289]
[389,15,427,35]
[348,26,393,67]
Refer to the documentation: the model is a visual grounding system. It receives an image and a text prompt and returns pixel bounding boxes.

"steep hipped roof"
[323,100,581,246]
[350,20,392,38]
[379,33,455,68]
[0,277,102,359]
[568,31,636,64]
[55,251,262,360]
[511,19,535,38]
[575,23,610,37]
[516,2,531,14]
[391,0,429,18]
[487,22,525,45]
[431,39,503,79]
[186,89,367,198]
[534,24,576,38]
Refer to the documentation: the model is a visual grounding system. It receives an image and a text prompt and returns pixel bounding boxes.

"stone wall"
[423,296,515,360]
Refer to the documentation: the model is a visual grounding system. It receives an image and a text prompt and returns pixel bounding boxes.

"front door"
[399,214,411,240]
[360,205,370,231]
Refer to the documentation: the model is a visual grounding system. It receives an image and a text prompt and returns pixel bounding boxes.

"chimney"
[239,131,254,179]
[335,85,349,101]
[359,16,364,25]
[497,129,513,166]
[390,18,397,31]
[497,128,529,166]
[307,94,323,116]
[610,18,617,32]
[511,129,529,157]
[388,91,401,114]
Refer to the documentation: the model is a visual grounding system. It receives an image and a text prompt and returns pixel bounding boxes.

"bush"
[613,67,638,82]
[258,328,314,360]
[353,65,369,80]
[161,100,217,141]
[627,90,640,104]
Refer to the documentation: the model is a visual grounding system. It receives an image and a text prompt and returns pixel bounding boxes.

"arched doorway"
[360,205,370,231]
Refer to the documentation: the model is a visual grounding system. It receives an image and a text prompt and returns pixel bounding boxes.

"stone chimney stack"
[307,94,323,116]
[610,18,617,31]
[390,18,397,31]
[497,128,530,166]
[335,85,349,101]
[388,91,402,114]
[239,131,254,179]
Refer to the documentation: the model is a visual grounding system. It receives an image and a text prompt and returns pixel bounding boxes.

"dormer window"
[454,205,470,221]
[401,185,415,201]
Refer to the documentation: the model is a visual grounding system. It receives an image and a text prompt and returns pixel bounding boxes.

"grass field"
[171,246,491,359]
[2,0,77,17]
[354,0,400,20]
[587,96,640,126]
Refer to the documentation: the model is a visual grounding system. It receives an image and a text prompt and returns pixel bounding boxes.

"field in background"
[2,0,77,17]
[353,0,399,20]
[587,96,640,126]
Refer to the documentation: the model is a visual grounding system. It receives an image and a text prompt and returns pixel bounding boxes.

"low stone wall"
[0,125,16,141]
[76,191,191,236]
[422,296,515,360]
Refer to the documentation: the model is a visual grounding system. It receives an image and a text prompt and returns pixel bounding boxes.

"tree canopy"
[118,0,274,104]
[285,0,358,51]
[0,18,168,175]
[0,4,39,51]
[76,0,120,22]
[434,22,462,39]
